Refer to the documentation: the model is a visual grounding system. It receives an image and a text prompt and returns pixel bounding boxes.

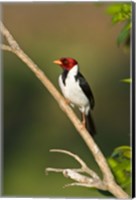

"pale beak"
[53,60,62,65]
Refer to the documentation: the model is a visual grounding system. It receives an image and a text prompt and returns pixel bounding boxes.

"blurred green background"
[2,2,130,198]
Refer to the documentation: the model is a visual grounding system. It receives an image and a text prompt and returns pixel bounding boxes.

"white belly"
[59,74,90,114]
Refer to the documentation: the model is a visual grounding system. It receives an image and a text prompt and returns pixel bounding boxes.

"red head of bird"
[53,57,78,71]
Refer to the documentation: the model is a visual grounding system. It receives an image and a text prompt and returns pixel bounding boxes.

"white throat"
[68,65,79,77]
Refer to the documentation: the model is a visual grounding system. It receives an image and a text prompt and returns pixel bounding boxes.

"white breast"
[59,65,90,114]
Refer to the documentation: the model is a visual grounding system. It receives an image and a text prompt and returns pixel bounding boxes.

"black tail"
[85,112,96,137]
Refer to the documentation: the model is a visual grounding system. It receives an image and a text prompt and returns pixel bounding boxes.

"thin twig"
[46,149,103,189]
[50,149,100,180]
[46,168,84,174]
[46,167,106,190]
[64,182,106,190]
[0,21,129,198]
[64,182,96,188]
[0,44,12,52]
[63,169,94,184]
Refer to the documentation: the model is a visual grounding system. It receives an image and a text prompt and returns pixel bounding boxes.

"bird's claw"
[80,122,86,130]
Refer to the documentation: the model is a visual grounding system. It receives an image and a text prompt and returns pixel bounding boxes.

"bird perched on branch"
[53,57,96,137]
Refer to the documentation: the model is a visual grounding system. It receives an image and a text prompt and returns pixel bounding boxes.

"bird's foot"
[80,120,86,130]
[82,113,86,127]
[82,119,86,127]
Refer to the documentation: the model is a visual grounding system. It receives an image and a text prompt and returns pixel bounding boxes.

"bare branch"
[45,149,106,190]
[50,149,100,180]
[0,22,20,51]
[46,167,83,174]
[46,167,106,190]
[0,21,129,198]
[64,182,106,190]
[0,44,12,52]
[64,182,96,188]
[63,169,94,183]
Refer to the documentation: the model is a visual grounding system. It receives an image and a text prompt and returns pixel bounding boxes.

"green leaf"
[106,3,131,47]
[120,78,132,83]
[107,3,131,24]
[111,146,132,159]
[112,13,124,24]
[117,22,131,45]
[107,146,131,194]
[122,4,131,13]
[107,4,122,15]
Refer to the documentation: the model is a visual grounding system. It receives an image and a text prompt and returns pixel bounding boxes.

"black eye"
[62,59,68,64]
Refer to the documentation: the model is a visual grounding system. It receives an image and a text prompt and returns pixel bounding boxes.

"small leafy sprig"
[107,3,131,46]
[108,146,131,195]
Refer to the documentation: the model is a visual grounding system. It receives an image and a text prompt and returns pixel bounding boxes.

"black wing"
[75,72,95,109]
[61,69,68,85]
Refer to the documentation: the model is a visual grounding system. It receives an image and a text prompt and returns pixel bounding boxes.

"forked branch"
[0,21,129,198]
[46,149,106,190]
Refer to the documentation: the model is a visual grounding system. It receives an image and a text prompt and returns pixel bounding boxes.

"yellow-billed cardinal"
[53,57,96,137]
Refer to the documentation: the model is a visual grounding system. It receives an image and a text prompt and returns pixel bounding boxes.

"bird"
[53,57,96,136]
